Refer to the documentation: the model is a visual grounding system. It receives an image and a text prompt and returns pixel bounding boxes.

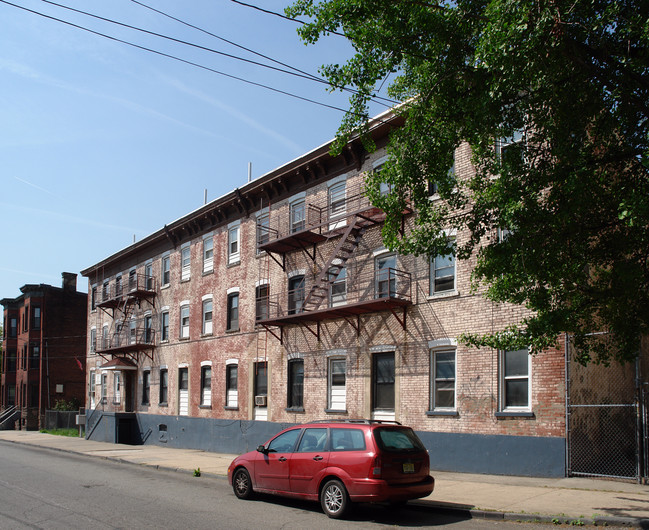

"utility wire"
[0,0,352,114]
[130,0,398,106]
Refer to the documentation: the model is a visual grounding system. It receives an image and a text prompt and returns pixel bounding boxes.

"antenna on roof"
[248,162,252,183]
[204,189,208,205]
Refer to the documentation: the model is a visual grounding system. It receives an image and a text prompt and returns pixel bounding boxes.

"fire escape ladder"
[303,216,364,312]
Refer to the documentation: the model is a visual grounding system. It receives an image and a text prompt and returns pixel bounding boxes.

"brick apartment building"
[1,273,87,430]
[80,112,647,478]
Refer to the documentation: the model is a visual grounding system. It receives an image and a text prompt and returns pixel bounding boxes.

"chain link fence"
[567,340,639,480]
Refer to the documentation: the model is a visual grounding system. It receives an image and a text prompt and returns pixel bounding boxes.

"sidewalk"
[1,430,648,527]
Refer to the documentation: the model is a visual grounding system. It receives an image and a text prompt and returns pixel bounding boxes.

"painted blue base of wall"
[86,413,565,477]
[417,431,565,477]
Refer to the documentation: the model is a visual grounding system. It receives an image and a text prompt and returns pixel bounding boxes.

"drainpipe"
[564,333,571,478]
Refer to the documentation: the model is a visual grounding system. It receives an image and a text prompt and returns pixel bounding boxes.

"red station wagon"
[227,419,435,518]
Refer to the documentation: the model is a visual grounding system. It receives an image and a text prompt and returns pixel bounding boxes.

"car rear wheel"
[232,468,253,500]
[320,479,349,519]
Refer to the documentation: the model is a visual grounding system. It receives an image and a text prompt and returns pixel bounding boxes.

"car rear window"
[331,428,366,451]
[373,427,426,453]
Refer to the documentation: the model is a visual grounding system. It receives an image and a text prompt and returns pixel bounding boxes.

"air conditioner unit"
[255,395,267,407]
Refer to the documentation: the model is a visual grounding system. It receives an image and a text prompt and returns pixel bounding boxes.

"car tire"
[320,479,349,519]
[232,468,253,500]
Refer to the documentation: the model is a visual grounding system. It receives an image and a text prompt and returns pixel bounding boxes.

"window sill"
[226,328,240,334]
[426,410,459,417]
[495,411,535,419]
[141,403,150,408]
[201,333,213,338]
[159,402,168,407]
[202,269,214,276]
[180,278,190,283]
[199,404,211,410]
[179,336,190,341]
[227,261,241,268]
[285,407,305,413]
[427,290,459,300]
[324,409,348,414]
[161,284,170,290]
[224,406,239,411]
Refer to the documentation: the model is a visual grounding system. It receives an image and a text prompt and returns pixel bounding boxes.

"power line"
[0,0,352,114]
[130,0,397,106]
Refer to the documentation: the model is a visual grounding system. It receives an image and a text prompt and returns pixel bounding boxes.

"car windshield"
[373,427,426,453]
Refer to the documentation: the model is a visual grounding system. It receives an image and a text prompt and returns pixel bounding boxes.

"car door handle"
[313,455,323,461]
[279,456,287,462]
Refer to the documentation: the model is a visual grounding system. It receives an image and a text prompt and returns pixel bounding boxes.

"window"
[257,211,269,250]
[180,304,190,338]
[144,314,152,343]
[328,358,346,411]
[431,350,456,410]
[102,281,109,302]
[142,370,150,405]
[227,292,239,331]
[115,275,123,297]
[129,319,137,344]
[31,306,41,329]
[500,348,531,411]
[113,372,121,404]
[161,255,171,287]
[202,298,213,335]
[89,370,96,405]
[228,223,240,265]
[226,363,238,408]
[201,365,212,406]
[254,361,267,401]
[7,385,15,406]
[178,367,189,416]
[91,286,97,311]
[287,359,304,409]
[496,129,525,167]
[128,269,137,291]
[29,345,39,370]
[329,180,346,219]
[297,427,327,452]
[428,157,455,197]
[159,368,168,404]
[331,428,366,451]
[101,374,107,403]
[6,350,16,372]
[372,352,395,412]
[430,239,456,295]
[203,235,214,273]
[90,328,96,353]
[255,284,269,321]
[181,244,191,281]
[267,428,300,453]
[102,325,109,350]
[329,266,346,306]
[375,254,396,298]
[145,262,153,290]
[161,310,170,341]
[288,275,305,314]
[9,317,17,338]
[290,199,305,233]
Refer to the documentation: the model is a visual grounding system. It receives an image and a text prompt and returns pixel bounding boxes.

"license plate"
[402,462,415,473]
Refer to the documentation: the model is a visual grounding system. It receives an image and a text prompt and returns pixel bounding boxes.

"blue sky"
[0,0,389,301]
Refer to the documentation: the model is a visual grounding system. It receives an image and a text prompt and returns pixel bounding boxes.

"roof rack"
[309,419,402,425]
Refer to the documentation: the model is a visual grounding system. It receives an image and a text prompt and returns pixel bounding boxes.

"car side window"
[268,429,300,453]
[296,428,328,452]
[331,428,366,451]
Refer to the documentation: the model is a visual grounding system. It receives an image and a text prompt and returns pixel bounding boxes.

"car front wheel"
[232,468,253,500]
[320,479,349,519]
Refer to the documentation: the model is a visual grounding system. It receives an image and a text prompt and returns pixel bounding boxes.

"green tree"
[287,0,649,364]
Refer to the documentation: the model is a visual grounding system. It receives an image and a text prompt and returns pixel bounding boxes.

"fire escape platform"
[256,296,411,327]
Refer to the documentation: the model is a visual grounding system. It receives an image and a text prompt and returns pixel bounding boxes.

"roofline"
[80,110,401,278]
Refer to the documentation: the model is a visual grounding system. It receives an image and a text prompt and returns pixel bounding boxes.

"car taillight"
[371,456,382,478]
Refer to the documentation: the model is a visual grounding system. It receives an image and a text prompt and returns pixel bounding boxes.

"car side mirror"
[257,444,267,454]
